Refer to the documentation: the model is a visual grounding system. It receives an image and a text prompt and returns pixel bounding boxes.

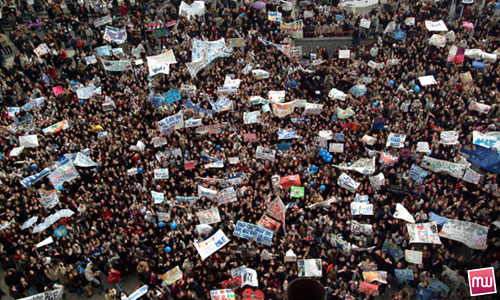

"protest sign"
[290,186,304,198]
[38,189,59,209]
[386,132,406,148]
[272,101,296,118]
[277,142,291,151]
[163,89,181,105]
[266,197,286,226]
[472,131,500,151]
[198,185,218,199]
[103,26,127,44]
[54,225,68,239]
[256,146,276,162]
[440,131,459,145]
[195,230,230,260]
[154,169,169,179]
[360,18,371,28]
[240,268,259,287]
[362,135,376,145]
[48,161,79,189]
[21,168,51,188]
[462,167,482,184]
[410,164,429,184]
[95,45,112,57]
[210,289,235,300]
[19,134,39,148]
[421,156,466,178]
[359,281,378,297]
[393,203,415,223]
[180,1,206,19]
[280,175,301,189]
[196,207,221,225]
[304,103,323,115]
[217,187,237,205]
[233,221,274,246]
[469,101,491,114]
[351,202,373,216]
[429,279,450,298]
[298,259,322,277]
[151,191,164,204]
[407,222,442,244]
[439,219,488,250]
[369,173,385,189]
[243,111,261,124]
[227,38,245,48]
[278,128,300,140]
[257,215,281,232]
[74,152,97,167]
[268,11,282,22]
[94,15,112,27]
[34,43,50,57]
[337,107,355,119]
[242,289,264,300]
[191,38,229,63]
[339,50,350,59]
[418,75,437,86]
[416,142,431,153]
[351,220,373,235]
[429,34,447,47]
[363,271,388,284]
[10,146,24,157]
[405,249,423,264]
[18,288,63,300]
[429,212,448,226]
[101,59,132,72]
[329,143,344,153]
[281,20,303,38]
[382,239,404,262]
[395,269,414,281]
[221,278,242,291]
[42,120,69,134]
[251,69,269,80]
[425,20,448,31]
[147,50,177,76]
[158,111,184,134]
[337,173,360,193]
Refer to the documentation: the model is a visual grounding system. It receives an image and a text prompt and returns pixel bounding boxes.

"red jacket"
[108,269,121,284]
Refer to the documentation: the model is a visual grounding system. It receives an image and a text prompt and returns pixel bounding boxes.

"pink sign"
[52,86,65,96]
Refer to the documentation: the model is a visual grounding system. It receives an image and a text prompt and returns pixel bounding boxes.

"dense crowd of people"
[1,0,500,300]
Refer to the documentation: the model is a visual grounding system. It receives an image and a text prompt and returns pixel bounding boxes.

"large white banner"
[19,288,63,300]
[351,202,373,215]
[420,156,466,179]
[194,230,230,260]
[256,146,276,162]
[146,50,177,76]
[101,59,132,72]
[439,219,488,250]
[407,222,442,244]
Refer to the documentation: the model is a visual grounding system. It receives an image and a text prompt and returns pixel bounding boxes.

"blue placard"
[233,221,274,246]
[163,89,181,105]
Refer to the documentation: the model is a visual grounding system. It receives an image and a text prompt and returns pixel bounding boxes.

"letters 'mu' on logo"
[468,267,497,297]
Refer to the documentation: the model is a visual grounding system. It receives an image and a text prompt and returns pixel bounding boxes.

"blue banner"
[54,225,68,239]
[233,220,274,246]
[277,142,291,151]
[429,212,448,226]
[163,89,181,105]
[395,269,413,281]
[21,168,51,188]
[410,164,428,184]
[415,286,440,300]
[382,239,404,262]
[460,145,500,174]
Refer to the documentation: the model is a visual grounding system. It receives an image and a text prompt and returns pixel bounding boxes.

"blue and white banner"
[278,128,300,140]
[233,220,274,246]
[158,112,184,135]
[21,168,52,188]
[103,26,127,44]
[410,164,428,184]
